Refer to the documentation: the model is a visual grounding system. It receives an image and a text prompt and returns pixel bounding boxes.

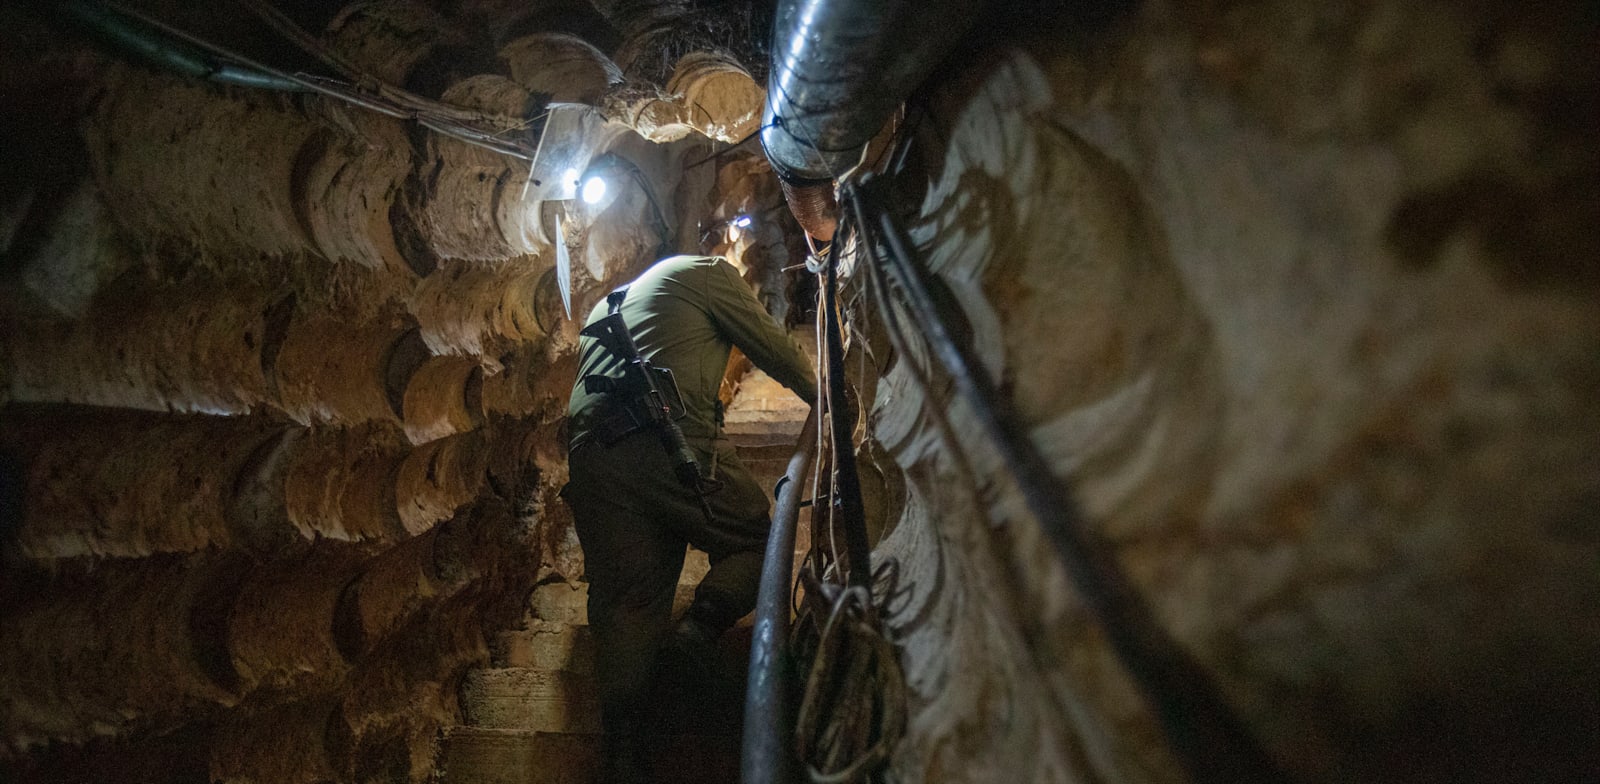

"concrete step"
[463,633,753,736]
[438,728,597,784]
[727,438,802,460]
[460,668,602,733]
[529,582,589,625]
[742,454,793,473]
[494,621,596,673]
[523,558,711,631]
[438,728,740,784]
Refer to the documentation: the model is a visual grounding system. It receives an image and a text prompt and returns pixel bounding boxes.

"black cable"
[62,1,537,160]
[623,164,674,256]
[682,121,771,169]
[821,228,873,592]
[55,0,306,92]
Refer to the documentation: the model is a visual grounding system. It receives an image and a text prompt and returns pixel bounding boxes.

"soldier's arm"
[704,258,818,402]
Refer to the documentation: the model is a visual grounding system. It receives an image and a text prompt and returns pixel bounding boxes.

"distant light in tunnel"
[581,175,608,205]
[732,214,753,228]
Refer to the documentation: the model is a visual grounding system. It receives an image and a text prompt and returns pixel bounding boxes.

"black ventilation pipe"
[760,0,977,184]
[741,410,818,784]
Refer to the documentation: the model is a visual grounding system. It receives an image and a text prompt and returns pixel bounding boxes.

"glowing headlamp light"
[580,175,608,205]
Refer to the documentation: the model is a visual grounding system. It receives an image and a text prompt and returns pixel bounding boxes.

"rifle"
[580,287,723,522]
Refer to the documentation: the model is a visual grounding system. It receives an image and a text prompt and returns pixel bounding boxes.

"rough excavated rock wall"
[0,1,764,779]
[869,3,1599,783]
[11,0,1592,781]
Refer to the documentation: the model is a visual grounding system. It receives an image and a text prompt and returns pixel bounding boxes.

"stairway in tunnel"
[437,365,809,784]
[437,579,750,784]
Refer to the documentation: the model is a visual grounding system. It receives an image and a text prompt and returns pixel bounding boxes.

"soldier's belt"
[571,370,689,452]
[591,400,653,445]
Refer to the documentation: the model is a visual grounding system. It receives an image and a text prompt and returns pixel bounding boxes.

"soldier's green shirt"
[567,255,817,447]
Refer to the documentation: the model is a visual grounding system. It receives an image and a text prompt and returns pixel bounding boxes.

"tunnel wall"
[865,3,1600,782]
[0,0,757,778]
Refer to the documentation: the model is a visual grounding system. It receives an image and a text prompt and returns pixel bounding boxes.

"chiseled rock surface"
[868,3,1600,783]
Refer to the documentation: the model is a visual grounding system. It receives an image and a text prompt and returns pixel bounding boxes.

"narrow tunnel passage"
[1,1,1597,783]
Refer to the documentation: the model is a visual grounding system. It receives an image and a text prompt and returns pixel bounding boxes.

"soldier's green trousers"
[562,428,772,729]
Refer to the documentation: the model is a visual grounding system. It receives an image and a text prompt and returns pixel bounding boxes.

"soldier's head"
[697,220,726,257]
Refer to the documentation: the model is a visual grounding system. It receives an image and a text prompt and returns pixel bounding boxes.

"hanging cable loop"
[779,212,910,784]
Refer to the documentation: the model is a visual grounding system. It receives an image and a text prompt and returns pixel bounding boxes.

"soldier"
[562,254,816,783]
